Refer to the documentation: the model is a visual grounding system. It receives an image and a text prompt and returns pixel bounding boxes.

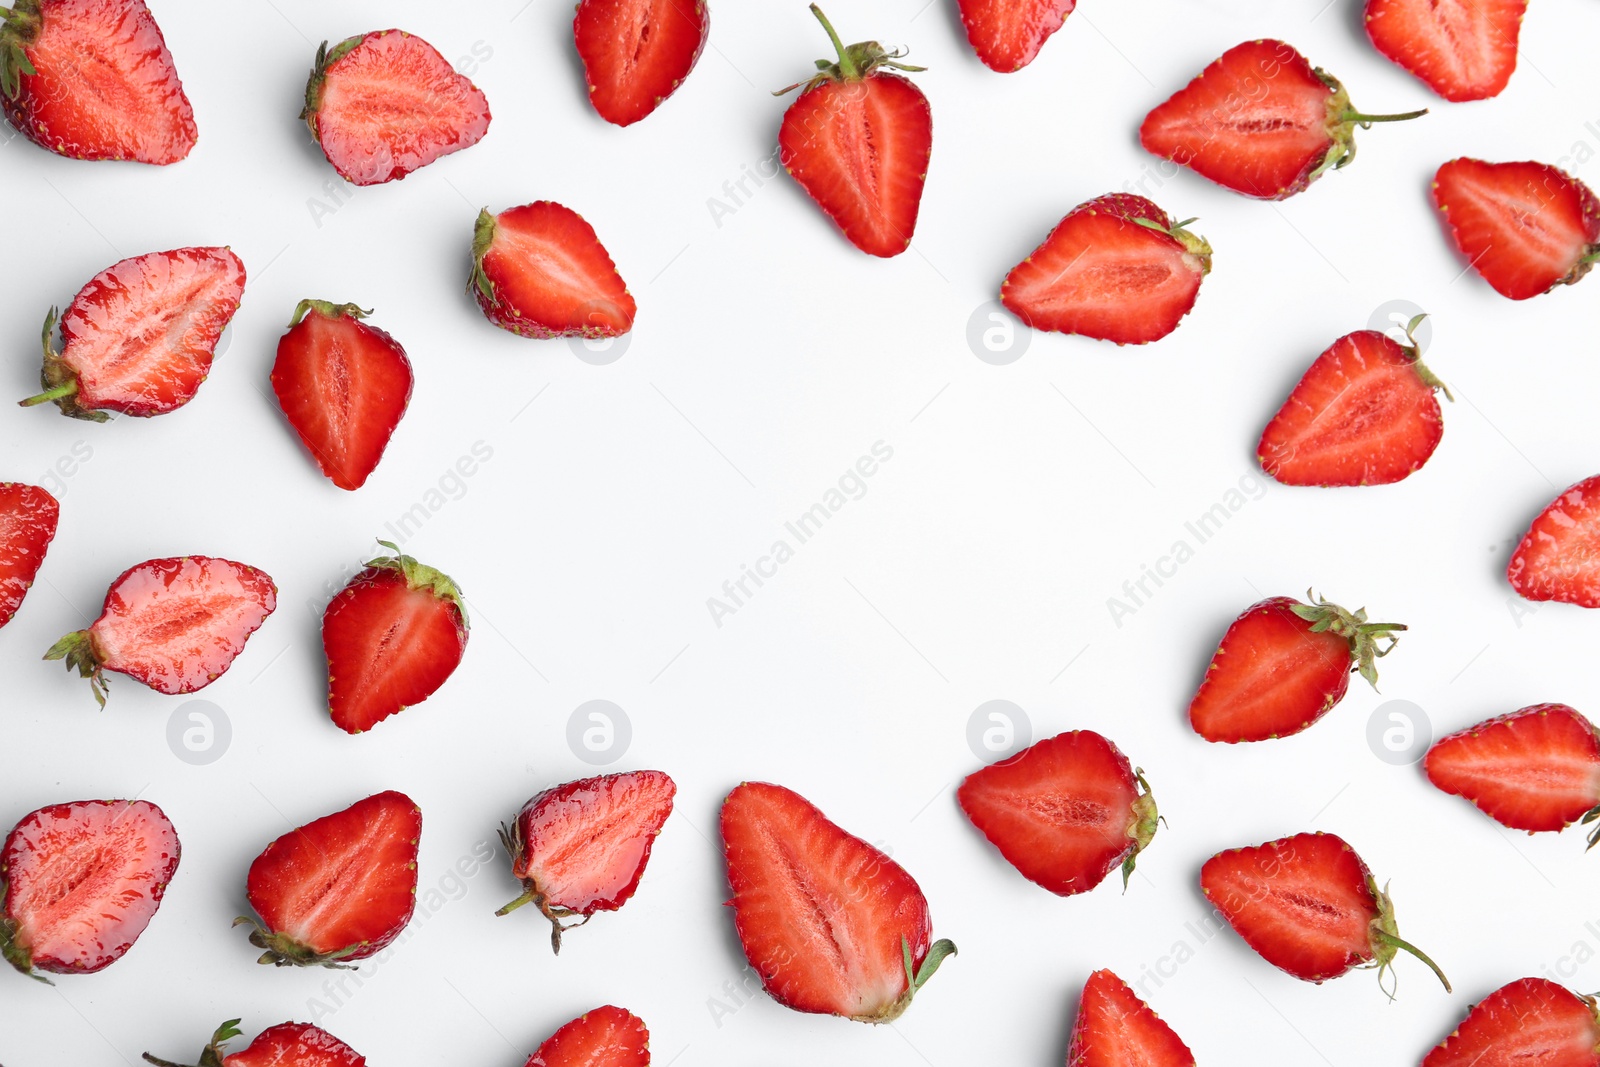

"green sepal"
[1309,69,1427,183]
[773,4,925,96]
[1121,768,1161,889]
[43,628,108,708]
[0,0,40,101]
[1366,879,1450,998]
[494,821,585,954]
[289,299,372,328]
[468,209,498,303]
[141,1019,243,1067]
[18,308,107,422]
[367,540,469,630]
[301,34,367,134]
[867,936,957,1023]
[1288,589,1405,689]
[1130,215,1213,276]
[233,915,362,969]
[1390,312,1452,402]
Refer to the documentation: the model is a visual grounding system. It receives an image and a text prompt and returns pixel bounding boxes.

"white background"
[3,0,1600,1063]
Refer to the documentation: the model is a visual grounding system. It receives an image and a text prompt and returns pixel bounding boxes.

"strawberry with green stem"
[144,1020,366,1067]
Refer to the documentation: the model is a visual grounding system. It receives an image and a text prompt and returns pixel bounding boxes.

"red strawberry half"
[1001,193,1211,345]
[1140,39,1426,200]
[0,0,195,164]
[237,791,421,968]
[323,543,468,734]
[498,770,675,953]
[19,247,247,421]
[1433,158,1600,301]
[1366,0,1526,102]
[0,482,59,628]
[720,781,956,1022]
[1425,704,1600,841]
[957,730,1159,895]
[144,1020,367,1067]
[1201,831,1449,992]
[957,0,1075,73]
[303,30,491,186]
[46,557,276,708]
[575,0,708,126]
[1189,593,1405,743]
[471,202,636,339]
[1069,969,1195,1067]
[524,1005,649,1067]
[1,799,179,980]
[272,301,413,491]
[776,5,932,258]
[1424,977,1600,1067]
[1507,475,1600,607]
[1258,319,1450,487]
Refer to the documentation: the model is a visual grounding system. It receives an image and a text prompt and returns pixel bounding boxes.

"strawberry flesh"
[1,0,196,164]
[1258,328,1447,487]
[225,1022,366,1067]
[500,770,676,952]
[242,791,421,967]
[1433,158,1600,301]
[720,781,954,1022]
[1001,193,1210,345]
[1424,977,1600,1067]
[956,0,1076,73]
[305,30,491,186]
[472,201,637,338]
[0,483,59,628]
[1,799,180,977]
[1069,969,1195,1067]
[575,0,708,126]
[1508,475,1600,607]
[323,547,468,734]
[957,730,1158,896]
[272,302,413,491]
[1366,0,1526,102]
[1425,704,1600,833]
[524,1005,649,1067]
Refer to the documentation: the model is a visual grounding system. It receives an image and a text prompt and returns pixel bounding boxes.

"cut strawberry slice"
[238,791,421,968]
[0,482,59,629]
[498,770,675,952]
[1423,977,1600,1067]
[1365,0,1526,102]
[1069,969,1195,1067]
[1425,704,1600,838]
[523,1005,649,1067]
[1,799,180,980]
[20,247,246,421]
[471,201,636,338]
[46,557,277,707]
[720,781,956,1022]
[956,0,1076,73]
[303,30,491,186]
[574,0,708,126]
[1507,475,1600,607]
[0,0,196,164]
[143,1019,367,1067]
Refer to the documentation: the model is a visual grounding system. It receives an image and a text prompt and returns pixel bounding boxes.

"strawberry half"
[1069,969,1195,1067]
[302,30,491,186]
[1140,39,1426,200]
[574,0,708,126]
[45,557,277,708]
[523,1006,649,1067]
[471,202,637,339]
[776,5,932,258]
[1,799,179,981]
[1425,704,1600,842]
[322,543,468,734]
[957,0,1075,73]
[1433,158,1600,301]
[497,770,675,953]
[272,301,413,491]
[1189,592,1405,743]
[1000,193,1211,345]
[1201,831,1449,993]
[0,482,59,628]
[1258,318,1450,487]
[957,730,1159,896]
[720,781,956,1023]
[0,0,195,164]
[1424,977,1600,1067]
[1507,475,1600,607]
[237,791,421,968]
[19,247,246,421]
[144,1020,366,1067]
[1366,0,1526,102]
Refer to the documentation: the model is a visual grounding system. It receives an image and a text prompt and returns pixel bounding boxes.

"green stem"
[496,889,537,917]
[1341,108,1429,125]
[809,4,856,80]
[18,380,76,407]
[1372,929,1451,992]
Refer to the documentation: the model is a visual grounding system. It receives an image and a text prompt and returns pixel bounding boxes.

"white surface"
[3,0,1600,1063]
